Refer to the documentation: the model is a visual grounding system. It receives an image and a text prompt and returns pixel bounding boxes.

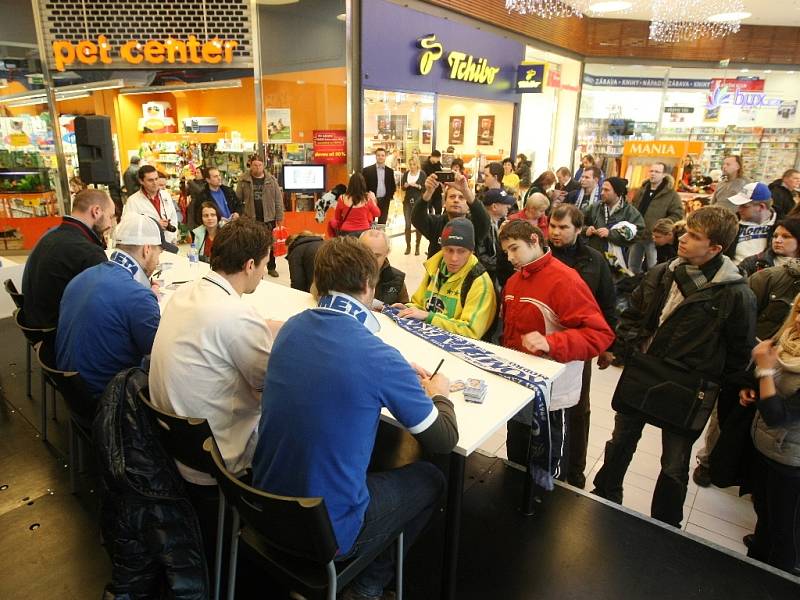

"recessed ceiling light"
[707,11,752,23]
[765,70,772,74]
[740,68,749,72]
[587,1,632,12]
[336,13,346,21]
[296,80,305,85]
[789,71,797,75]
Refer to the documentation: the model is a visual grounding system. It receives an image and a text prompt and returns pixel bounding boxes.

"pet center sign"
[52,35,239,71]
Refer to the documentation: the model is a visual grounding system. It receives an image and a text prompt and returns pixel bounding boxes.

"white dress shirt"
[149,271,273,484]
[123,189,179,243]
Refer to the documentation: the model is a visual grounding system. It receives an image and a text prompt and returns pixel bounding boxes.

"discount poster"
[312,130,347,164]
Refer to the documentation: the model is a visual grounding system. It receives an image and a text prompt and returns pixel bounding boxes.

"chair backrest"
[137,388,216,475]
[203,438,339,564]
[4,278,23,309]
[34,341,95,421]
[12,308,55,344]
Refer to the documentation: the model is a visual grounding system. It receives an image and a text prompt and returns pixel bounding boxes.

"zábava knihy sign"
[51,35,239,71]
[417,34,500,86]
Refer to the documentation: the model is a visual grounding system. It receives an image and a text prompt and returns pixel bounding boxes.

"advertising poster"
[448,116,465,145]
[477,115,495,146]
[779,100,798,121]
[267,108,291,143]
[421,119,433,145]
[312,130,347,164]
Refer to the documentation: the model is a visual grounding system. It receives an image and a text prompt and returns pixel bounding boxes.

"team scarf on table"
[382,306,553,490]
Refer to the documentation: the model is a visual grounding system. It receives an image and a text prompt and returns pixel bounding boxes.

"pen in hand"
[430,358,444,379]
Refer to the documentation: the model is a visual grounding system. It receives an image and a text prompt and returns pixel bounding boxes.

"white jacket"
[123,189,179,243]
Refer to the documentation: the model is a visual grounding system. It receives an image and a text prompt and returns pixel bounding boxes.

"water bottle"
[188,242,199,268]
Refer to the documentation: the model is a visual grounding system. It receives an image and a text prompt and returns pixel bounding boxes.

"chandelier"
[649,0,745,42]
[503,0,583,19]
[506,0,747,43]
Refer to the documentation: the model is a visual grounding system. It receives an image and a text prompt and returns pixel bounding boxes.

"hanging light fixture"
[504,0,583,19]
[649,0,746,42]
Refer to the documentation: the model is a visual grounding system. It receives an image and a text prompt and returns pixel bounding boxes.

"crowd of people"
[14,146,800,598]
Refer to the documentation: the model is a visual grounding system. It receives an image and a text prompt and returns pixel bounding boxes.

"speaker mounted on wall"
[75,115,117,185]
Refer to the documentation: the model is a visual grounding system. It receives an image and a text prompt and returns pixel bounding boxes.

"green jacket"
[631,175,684,240]
[583,200,646,254]
[409,251,497,340]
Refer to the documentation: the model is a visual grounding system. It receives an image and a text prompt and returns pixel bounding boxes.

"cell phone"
[436,170,455,183]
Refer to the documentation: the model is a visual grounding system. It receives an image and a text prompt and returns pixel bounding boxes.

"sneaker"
[692,464,711,487]
[268,269,279,278]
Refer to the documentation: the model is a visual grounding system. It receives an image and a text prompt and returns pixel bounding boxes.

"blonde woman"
[508,192,550,239]
[741,294,800,575]
[401,157,426,255]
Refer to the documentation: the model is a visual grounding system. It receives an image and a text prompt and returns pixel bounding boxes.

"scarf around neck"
[315,292,381,334]
[110,250,151,288]
[673,253,724,298]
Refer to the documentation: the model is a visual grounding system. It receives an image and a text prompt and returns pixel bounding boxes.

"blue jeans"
[592,411,693,527]
[628,240,657,275]
[336,461,445,597]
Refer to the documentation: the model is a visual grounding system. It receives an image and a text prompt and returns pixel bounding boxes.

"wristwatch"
[754,367,777,378]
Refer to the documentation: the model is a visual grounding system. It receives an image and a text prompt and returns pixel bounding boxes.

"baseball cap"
[728,182,772,206]
[115,214,179,253]
[440,217,475,251]
[481,188,515,206]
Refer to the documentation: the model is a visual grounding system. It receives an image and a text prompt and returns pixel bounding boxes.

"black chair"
[204,438,404,600]
[138,389,227,600]
[34,341,94,493]
[4,278,22,309]
[12,308,56,439]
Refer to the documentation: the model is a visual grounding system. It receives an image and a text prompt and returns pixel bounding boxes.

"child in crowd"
[508,192,550,239]
[652,218,681,264]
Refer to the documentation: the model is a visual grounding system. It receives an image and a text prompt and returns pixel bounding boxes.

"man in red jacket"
[499,219,615,479]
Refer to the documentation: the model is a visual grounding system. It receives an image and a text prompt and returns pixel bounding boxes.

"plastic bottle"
[188,242,199,268]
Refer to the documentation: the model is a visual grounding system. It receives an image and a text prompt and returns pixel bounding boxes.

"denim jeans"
[336,461,445,597]
[592,411,694,527]
[628,240,657,275]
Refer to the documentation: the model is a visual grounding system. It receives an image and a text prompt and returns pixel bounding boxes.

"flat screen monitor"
[282,164,326,192]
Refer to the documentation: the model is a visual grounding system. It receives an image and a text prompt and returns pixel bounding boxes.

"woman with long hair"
[191,201,221,262]
[331,172,380,237]
[401,156,425,255]
[741,295,800,575]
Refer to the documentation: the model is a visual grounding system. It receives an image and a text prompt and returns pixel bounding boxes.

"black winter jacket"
[616,257,756,390]
[768,179,796,219]
[475,218,514,290]
[189,184,241,229]
[94,368,209,600]
[286,235,323,293]
[376,260,409,305]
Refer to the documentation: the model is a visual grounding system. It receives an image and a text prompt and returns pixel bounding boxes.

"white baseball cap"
[115,213,178,253]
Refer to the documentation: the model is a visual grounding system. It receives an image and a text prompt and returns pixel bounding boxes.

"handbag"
[612,351,720,439]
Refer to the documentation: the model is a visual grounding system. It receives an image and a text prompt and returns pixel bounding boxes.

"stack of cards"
[463,378,487,404]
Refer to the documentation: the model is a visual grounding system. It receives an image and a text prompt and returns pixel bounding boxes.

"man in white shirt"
[726,182,777,265]
[123,164,179,244]
[148,218,279,567]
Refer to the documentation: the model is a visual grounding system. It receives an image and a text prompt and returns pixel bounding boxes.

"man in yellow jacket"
[394,217,497,340]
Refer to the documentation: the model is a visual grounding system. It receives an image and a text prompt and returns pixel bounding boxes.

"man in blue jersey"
[252,237,458,600]
[57,213,176,399]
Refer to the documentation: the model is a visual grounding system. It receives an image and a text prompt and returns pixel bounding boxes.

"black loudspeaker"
[75,115,116,184]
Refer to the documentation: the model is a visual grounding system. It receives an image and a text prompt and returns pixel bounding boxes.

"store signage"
[664,107,694,114]
[706,81,781,111]
[516,63,545,93]
[624,140,705,158]
[312,130,347,164]
[709,78,765,92]
[51,35,239,71]
[583,74,712,89]
[417,34,501,86]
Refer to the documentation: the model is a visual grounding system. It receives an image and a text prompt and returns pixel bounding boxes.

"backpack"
[460,262,500,342]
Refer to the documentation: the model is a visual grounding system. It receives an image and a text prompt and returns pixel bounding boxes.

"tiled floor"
[2,228,760,559]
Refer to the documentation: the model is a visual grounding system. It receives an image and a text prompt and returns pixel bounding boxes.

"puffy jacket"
[768,179,797,219]
[550,237,617,344]
[630,175,684,240]
[94,368,209,600]
[409,251,497,340]
[749,259,800,340]
[616,256,756,391]
[376,260,409,305]
[286,235,323,292]
[583,200,646,253]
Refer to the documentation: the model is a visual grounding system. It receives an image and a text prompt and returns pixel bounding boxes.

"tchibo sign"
[417,34,501,86]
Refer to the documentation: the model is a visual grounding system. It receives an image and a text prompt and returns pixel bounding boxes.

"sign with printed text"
[417,34,501,86]
[312,130,347,164]
[51,35,239,71]
[516,63,545,93]
[623,140,705,158]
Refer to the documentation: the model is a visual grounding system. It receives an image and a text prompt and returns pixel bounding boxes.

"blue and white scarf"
[315,292,381,334]
[110,250,151,288]
[382,306,553,490]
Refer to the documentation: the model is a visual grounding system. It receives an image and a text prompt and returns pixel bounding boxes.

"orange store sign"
[52,35,239,71]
